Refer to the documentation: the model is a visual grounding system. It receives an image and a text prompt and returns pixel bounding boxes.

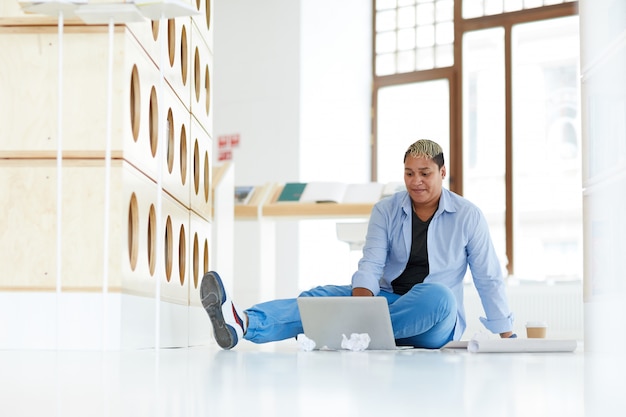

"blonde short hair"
[404,139,445,168]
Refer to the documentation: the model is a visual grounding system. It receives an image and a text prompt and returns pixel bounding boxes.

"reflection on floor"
[1,339,624,417]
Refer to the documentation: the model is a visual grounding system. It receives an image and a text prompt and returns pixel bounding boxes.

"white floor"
[1,339,625,417]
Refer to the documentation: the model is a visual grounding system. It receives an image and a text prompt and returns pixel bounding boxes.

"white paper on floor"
[467,338,578,353]
[341,333,371,351]
[297,332,372,351]
[297,333,316,351]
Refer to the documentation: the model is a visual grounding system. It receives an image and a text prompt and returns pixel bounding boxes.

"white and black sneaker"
[200,271,247,350]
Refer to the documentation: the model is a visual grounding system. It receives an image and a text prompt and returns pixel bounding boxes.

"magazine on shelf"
[299,182,384,204]
[342,182,385,203]
[276,182,308,202]
[235,186,255,205]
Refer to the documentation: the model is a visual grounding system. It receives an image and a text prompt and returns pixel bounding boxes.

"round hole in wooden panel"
[204,65,210,116]
[178,224,186,286]
[130,65,141,142]
[205,0,211,31]
[180,125,187,185]
[164,216,173,282]
[194,47,201,101]
[203,239,209,282]
[203,151,210,202]
[180,25,188,86]
[128,193,139,271]
[166,108,174,174]
[193,139,200,195]
[152,20,159,41]
[167,19,175,67]
[193,232,199,288]
[149,87,158,158]
[148,204,157,276]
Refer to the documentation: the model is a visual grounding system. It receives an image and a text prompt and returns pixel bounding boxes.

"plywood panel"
[157,190,190,305]
[122,163,190,301]
[0,159,127,290]
[189,21,213,135]
[191,0,213,54]
[0,25,194,206]
[161,84,192,208]
[126,18,163,67]
[0,26,160,157]
[164,16,192,108]
[188,210,211,307]
[121,161,157,298]
[0,158,199,300]
[188,115,212,220]
[126,16,192,109]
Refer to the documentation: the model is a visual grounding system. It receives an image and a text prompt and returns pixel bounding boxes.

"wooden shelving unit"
[234,183,375,219]
[233,183,274,219]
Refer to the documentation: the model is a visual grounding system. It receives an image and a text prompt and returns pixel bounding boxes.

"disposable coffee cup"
[526,321,547,338]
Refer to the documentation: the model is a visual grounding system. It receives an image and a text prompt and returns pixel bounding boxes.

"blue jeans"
[244,282,457,349]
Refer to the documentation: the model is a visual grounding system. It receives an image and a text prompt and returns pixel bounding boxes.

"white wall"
[580,0,626,413]
[297,0,372,291]
[213,0,302,304]
[579,0,626,352]
[213,0,302,185]
[214,0,372,302]
[299,0,372,183]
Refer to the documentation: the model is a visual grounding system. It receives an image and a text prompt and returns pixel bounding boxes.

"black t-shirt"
[391,210,432,295]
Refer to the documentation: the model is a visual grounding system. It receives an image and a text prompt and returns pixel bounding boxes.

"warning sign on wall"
[217,134,240,161]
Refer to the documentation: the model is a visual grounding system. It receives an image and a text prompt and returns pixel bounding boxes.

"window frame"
[371,1,579,276]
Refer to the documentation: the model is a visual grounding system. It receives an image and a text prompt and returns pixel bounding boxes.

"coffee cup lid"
[526,321,547,327]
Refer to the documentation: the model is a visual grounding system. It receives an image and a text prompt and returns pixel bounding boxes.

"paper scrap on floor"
[442,338,578,353]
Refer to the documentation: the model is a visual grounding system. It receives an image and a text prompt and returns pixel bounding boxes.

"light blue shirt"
[351,189,514,340]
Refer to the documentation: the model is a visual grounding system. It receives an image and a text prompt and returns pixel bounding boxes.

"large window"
[463,0,576,19]
[374,0,577,77]
[373,0,580,281]
[511,16,581,281]
[462,27,507,273]
[375,0,455,76]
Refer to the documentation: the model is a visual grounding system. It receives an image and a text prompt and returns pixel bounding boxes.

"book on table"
[299,182,384,204]
[235,186,255,205]
[276,182,308,202]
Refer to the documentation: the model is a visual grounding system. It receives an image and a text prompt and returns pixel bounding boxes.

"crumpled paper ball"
[297,333,316,351]
[341,333,371,351]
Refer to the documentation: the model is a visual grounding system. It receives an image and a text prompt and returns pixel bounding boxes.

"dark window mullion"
[504,23,514,277]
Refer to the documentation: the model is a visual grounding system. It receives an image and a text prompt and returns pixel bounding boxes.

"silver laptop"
[297,296,397,350]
